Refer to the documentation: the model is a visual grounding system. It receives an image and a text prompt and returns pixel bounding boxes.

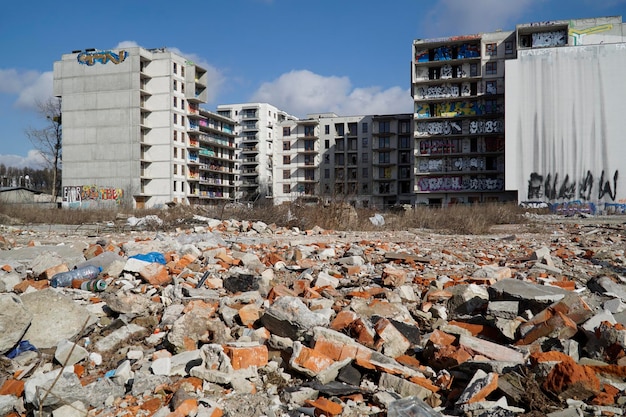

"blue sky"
[1,0,625,168]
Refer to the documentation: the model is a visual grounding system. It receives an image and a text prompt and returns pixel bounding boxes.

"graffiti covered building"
[505,16,626,214]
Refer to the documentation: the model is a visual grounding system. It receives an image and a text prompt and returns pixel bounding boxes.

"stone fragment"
[456,369,499,404]
[373,318,410,358]
[0,294,32,354]
[55,339,88,366]
[458,334,525,363]
[261,296,330,339]
[472,264,512,281]
[378,372,434,400]
[21,288,96,349]
[95,324,147,352]
[447,283,489,316]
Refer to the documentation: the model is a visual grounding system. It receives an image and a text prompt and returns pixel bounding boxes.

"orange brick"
[139,263,171,286]
[330,310,358,331]
[84,244,104,260]
[429,329,456,346]
[1,264,12,272]
[174,398,198,417]
[238,304,261,327]
[305,397,343,417]
[0,379,24,396]
[292,345,335,373]
[140,398,163,413]
[43,264,70,280]
[14,279,49,293]
[223,344,268,370]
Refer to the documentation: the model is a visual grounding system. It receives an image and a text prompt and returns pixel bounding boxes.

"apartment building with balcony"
[54,46,210,208]
[187,109,237,203]
[216,103,296,203]
[412,31,515,206]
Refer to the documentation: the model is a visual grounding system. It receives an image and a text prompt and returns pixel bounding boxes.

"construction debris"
[1,215,626,416]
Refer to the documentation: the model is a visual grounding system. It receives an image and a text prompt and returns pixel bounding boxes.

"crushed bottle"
[50,265,102,288]
[387,396,443,417]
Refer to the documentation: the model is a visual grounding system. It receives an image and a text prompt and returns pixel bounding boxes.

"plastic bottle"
[50,265,102,288]
[387,396,443,417]
[80,279,107,292]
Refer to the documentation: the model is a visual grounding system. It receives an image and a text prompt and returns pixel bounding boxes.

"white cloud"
[15,72,53,110]
[420,0,541,36]
[0,69,41,95]
[115,40,139,49]
[250,70,413,117]
[0,150,47,169]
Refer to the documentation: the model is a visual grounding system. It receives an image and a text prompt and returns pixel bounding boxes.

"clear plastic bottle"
[50,265,102,288]
[387,396,443,417]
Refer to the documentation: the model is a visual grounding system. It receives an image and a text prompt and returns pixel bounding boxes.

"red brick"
[0,379,24,396]
[223,344,268,370]
[291,345,335,373]
[139,263,171,286]
[43,264,69,280]
[330,310,358,331]
[238,304,261,326]
[304,397,343,417]
[543,357,601,400]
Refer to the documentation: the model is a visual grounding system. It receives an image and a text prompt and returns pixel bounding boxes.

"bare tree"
[25,97,62,200]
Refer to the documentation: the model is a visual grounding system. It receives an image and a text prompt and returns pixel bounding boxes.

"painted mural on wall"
[63,185,124,208]
[77,50,128,66]
[505,43,626,214]
[569,24,613,45]
[417,176,503,192]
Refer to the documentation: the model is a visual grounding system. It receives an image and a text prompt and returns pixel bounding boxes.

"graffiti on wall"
[418,176,503,192]
[63,185,124,207]
[416,120,462,136]
[77,50,128,66]
[531,30,567,47]
[569,24,613,46]
[527,170,619,201]
[469,119,503,134]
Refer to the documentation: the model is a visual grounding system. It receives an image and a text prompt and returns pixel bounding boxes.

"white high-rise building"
[54,46,237,208]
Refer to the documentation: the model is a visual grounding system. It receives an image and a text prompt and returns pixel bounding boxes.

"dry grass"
[0,201,535,235]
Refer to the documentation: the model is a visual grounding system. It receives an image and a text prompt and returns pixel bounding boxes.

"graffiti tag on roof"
[77,50,128,66]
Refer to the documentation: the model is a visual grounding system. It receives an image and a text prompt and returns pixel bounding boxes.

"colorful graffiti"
[527,170,619,202]
[418,176,503,192]
[77,50,127,66]
[63,185,124,206]
[550,200,596,215]
[569,24,613,45]
[416,120,462,136]
[531,30,567,47]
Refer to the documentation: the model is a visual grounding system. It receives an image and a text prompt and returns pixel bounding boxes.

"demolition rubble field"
[1,213,626,417]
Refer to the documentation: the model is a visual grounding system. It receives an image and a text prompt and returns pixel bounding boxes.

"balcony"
[240,145,259,153]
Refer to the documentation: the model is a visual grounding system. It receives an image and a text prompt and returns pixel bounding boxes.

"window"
[283,155,291,164]
[173,131,178,142]
[399,136,410,149]
[485,99,499,114]
[378,137,390,149]
[325,125,330,135]
[173,164,178,174]
[399,121,410,134]
[486,43,497,56]
[324,154,330,164]
[379,121,390,133]
[336,139,345,151]
[349,138,357,150]
[173,80,178,91]
[181,116,185,127]
[505,41,514,54]
[362,122,368,133]
[399,151,410,164]
[283,184,291,193]
[304,126,315,137]
[379,152,390,164]
[470,63,478,77]
[485,62,497,75]
[335,124,345,136]
[325,139,330,149]
[362,183,368,193]
[173,97,177,108]
[181,66,185,76]
[181,83,184,93]
[362,152,368,163]
[173,63,178,74]
[304,139,315,151]
[324,168,330,179]
[283,127,291,136]
[486,80,497,95]
[400,167,411,179]
[173,181,177,191]
[181,99,184,110]
[362,167,369,178]
[304,155,314,165]
[283,170,290,179]
[283,141,291,151]
[336,154,345,165]
[362,137,368,148]
[174,114,178,124]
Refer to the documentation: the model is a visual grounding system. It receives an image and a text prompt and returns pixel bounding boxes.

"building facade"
[412,31,515,206]
[505,16,626,213]
[216,103,296,203]
[54,46,218,208]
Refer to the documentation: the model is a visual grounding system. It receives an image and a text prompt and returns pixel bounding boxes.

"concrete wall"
[505,42,626,213]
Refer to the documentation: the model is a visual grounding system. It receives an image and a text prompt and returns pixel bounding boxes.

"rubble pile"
[1,216,626,416]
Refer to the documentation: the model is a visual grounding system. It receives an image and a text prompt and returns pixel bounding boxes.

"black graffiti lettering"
[598,170,619,201]
[527,172,543,199]
[578,170,593,201]
[557,174,576,199]
[544,173,558,200]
